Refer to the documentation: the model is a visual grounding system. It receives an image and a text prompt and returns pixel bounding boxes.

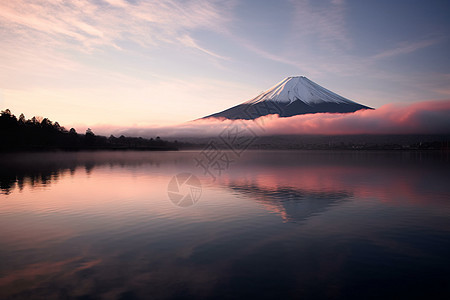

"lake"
[1,150,449,299]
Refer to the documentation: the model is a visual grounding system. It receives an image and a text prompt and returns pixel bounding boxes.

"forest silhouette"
[2,108,448,152]
[0,109,178,151]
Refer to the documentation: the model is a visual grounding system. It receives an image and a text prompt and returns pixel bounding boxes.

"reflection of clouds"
[221,150,450,208]
[0,256,105,299]
[0,256,81,287]
[0,234,226,299]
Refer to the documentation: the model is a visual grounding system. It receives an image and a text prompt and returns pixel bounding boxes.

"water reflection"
[0,151,193,194]
[227,182,351,222]
[222,150,450,206]
[0,151,449,299]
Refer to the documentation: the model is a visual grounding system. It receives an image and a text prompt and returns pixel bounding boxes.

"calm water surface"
[0,150,449,299]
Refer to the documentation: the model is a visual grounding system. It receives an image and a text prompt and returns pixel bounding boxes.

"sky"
[0,0,449,133]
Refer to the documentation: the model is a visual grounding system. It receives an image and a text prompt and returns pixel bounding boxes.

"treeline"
[0,109,178,151]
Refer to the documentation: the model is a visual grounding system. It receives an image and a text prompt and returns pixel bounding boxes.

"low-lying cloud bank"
[101,99,450,138]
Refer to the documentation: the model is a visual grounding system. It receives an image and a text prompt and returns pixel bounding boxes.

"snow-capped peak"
[245,76,358,105]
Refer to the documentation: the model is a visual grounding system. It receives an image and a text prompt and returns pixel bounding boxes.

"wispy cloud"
[372,37,444,60]
[229,0,353,77]
[0,0,232,57]
[177,35,230,60]
[289,0,350,51]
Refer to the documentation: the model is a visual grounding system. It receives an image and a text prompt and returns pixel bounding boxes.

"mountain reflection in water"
[227,182,351,223]
[0,150,449,299]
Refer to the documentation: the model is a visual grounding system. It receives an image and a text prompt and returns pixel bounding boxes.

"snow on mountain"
[203,76,372,120]
[245,76,359,105]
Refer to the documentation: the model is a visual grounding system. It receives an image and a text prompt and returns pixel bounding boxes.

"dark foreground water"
[0,150,449,299]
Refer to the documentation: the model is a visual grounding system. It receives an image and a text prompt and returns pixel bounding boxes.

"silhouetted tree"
[1,109,11,116]
[85,128,95,146]
[0,109,178,151]
[86,128,95,136]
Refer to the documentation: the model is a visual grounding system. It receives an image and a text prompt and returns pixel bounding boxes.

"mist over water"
[1,151,450,299]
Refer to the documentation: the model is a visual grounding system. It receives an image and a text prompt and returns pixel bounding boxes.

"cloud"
[177,35,230,60]
[261,100,450,135]
[372,37,444,60]
[225,0,353,78]
[0,0,232,56]
[289,0,350,51]
[96,99,450,137]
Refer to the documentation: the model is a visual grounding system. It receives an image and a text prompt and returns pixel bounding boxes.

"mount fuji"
[203,76,373,120]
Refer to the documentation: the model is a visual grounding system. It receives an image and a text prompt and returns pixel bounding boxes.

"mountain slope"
[203,76,373,120]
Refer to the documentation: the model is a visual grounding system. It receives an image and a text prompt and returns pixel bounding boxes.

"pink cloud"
[261,99,450,135]
[95,99,450,138]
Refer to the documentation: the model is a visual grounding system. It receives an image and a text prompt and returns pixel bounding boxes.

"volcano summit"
[203,76,373,120]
